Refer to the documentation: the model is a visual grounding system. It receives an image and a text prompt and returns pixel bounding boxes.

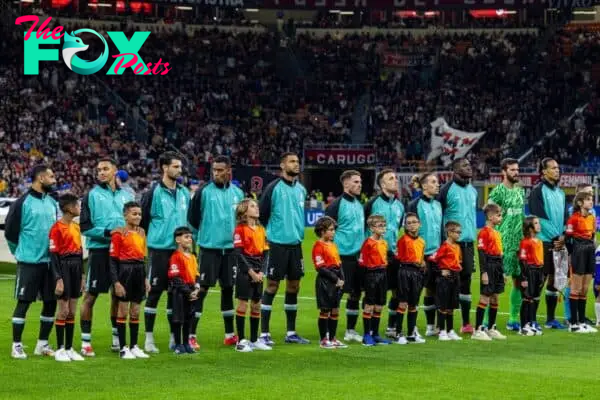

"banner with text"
[383,52,435,68]
[427,117,486,167]
[487,173,593,188]
[304,148,376,167]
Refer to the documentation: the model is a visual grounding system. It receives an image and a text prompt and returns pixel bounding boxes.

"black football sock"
[318,312,328,340]
[129,319,139,348]
[284,292,298,333]
[329,313,339,340]
[372,311,381,337]
[39,301,57,341]
[489,304,498,328]
[55,320,65,349]
[396,307,407,335]
[346,299,359,330]
[407,309,418,337]
[236,309,246,341]
[261,291,275,334]
[475,302,486,329]
[117,318,127,348]
[424,296,436,325]
[250,312,260,343]
[65,319,75,349]
[569,294,579,325]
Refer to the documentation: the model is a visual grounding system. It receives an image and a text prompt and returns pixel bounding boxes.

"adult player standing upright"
[6,165,58,359]
[259,153,309,345]
[487,158,524,331]
[364,169,405,338]
[80,158,135,356]
[528,158,568,330]
[188,156,244,346]
[324,170,365,342]
[141,152,191,353]
[407,172,442,336]
[438,158,478,334]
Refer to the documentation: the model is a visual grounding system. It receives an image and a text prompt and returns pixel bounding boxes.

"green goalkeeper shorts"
[502,249,520,277]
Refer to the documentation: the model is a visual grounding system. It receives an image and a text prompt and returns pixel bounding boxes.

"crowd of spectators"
[1,14,599,196]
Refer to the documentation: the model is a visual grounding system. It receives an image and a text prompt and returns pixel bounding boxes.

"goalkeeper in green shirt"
[487,159,525,331]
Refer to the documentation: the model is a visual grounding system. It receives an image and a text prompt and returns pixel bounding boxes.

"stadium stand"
[1,12,598,196]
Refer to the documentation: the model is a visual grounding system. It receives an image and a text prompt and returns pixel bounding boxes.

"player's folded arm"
[80,193,111,239]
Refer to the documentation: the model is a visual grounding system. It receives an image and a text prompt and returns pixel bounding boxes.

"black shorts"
[362,268,387,306]
[316,269,343,309]
[571,239,595,275]
[171,287,195,324]
[57,256,84,300]
[397,265,424,307]
[341,255,360,295]
[424,259,438,292]
[199,248,235,288]
[520,266,544,299]
[459,242,475,275]
[14,262,55,302]
[266,242,304,281]
[236,268,263,301]
[148,249,174,293]
[435,272,460,310]
[116,262,146,303]
[387,254,399,291]
[480,256,505,296]
[542,242,554,275]
[86,249,112,295]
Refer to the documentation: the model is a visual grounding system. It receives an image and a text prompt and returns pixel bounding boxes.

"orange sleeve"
[233,225,245,249]
[395,237,406,260]
[109,233,121,259]
[168,253,183,279]
[312,242,326,269]
[477,229,488,251]
[430,244,446,264]
[49,224,61,254]
[519,240,528,261]
[565,214,577,237]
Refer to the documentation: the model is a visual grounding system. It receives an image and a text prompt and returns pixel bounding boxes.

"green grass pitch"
[1,231,600,399]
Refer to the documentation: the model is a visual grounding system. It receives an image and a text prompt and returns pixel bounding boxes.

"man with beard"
[324,170,365,342]
[438,158,478,334]
[6,165,59,359]
[188,156,244,346]
[529,158,568,330]
[141,152,191,353]
[407,172,442,337]
[364,169,404,342]
[259,153,309,345]
[79,159,136,356]
[487,158,525,331]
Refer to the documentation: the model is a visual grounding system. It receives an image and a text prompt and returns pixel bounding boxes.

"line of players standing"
[5,151,588,359]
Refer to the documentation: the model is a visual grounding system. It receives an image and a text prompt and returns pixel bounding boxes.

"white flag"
[427,117,486,166]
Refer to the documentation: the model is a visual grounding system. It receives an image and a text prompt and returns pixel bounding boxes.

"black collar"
[453,176,470,187]
[281,176,296,187]
[379,192,393,202]
[214,181,230,189]
[420,194,434,202]
[160,180,179,191]
[99,182,121,191]
[541,178,558,190]
[28,188,44,199]
[342,192,356,202]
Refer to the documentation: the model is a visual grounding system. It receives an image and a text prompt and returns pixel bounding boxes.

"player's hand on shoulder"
[336,279,344,288]
[521,280,528,288]
[135,227,146,237]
